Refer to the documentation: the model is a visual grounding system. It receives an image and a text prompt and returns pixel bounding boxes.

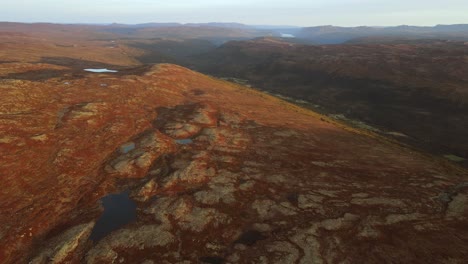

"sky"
[1,0,468,27]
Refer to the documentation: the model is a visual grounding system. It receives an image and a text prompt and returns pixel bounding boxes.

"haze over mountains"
[98,22,468,43]
[5,21,468,43]
[297,24,468,43]
[99,23,468,44]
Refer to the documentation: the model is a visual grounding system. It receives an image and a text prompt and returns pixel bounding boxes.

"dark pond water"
[176,138,193,145]
[235,230,267,246]
[89,191,136,242]
[120,142,136,154]
[199,256,225,264]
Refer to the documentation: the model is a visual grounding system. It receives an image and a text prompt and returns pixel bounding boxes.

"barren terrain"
[0,23,467,263]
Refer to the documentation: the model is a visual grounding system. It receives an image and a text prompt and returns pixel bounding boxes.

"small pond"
[280,33,295,38]
[120,142,136,154]
[176,138,193,145]
[89,191,136,242]
[84,68,118,73]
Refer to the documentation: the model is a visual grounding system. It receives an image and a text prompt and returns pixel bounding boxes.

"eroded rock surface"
[30,222,95,264]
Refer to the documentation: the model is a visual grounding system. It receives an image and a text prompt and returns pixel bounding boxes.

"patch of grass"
[444,154,466,162]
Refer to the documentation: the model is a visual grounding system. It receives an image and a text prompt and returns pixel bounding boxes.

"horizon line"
[1,21,468,28]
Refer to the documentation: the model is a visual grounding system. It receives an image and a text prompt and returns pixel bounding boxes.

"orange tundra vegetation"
[0,24,467,263]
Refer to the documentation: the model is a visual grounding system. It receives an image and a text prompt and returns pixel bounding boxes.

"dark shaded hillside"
[190,38,468,163]
[128,37,316,65]
[129,39,217,64]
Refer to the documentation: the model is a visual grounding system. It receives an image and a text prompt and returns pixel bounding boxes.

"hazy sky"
[2,0,468,26]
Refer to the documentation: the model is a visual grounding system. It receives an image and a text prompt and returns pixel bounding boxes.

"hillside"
[0,24,467,263]
[190,38,468,165]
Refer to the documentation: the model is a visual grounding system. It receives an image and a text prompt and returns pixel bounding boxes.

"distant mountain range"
[103,22,300,29]
[3,21,468,44]
[107,22,251,29]
[296,24,468,43]
[91,23,468,44]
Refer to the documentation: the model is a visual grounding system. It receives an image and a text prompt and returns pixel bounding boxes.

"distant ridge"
[1,21,468,44]
[297,24,468,43]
